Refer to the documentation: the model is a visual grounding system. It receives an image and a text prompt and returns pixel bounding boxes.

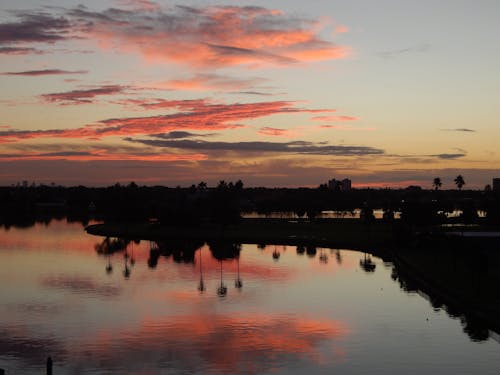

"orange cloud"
[258,127,297,137]
[162,73,267,91]
[117,0,160,11]
[335,25,349,34]
[68,5,349,68]
[319,125,376,131]
[313,115,359,122]
[0,100,335,142]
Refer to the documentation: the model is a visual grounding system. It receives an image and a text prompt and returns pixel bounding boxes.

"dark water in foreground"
[1,220,499,374]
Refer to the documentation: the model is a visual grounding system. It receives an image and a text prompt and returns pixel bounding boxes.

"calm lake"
[1,219,499,374]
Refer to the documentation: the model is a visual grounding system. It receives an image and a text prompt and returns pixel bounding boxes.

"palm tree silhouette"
[319,248,328,264]
[197,248,205,292]
[454,175,465,190]
[105,255,113,274]
[272,245,280,261]
[433,177,442,190]
[234,256,243,289]
[335,249,342,264]
[129,241,136,266]
[217,260,227,296]
[123,257,131,278]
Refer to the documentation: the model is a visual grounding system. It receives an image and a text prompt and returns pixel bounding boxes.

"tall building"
[493,178,500,191]
[327,178,352,191]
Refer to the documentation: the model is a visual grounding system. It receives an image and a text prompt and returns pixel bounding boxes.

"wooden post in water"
[46,357,53,375]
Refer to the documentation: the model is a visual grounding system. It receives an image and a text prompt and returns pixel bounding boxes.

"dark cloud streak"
[440,128,476,133]
[0,12,72,43]
[1,69,88,76]
[0,46,43,54]
[40,85,127,104]
[125,137,385,156]
[432,153,466,160]
[152,131,218,139]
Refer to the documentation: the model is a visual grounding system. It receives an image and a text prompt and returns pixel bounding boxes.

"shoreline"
[85,219,397,254]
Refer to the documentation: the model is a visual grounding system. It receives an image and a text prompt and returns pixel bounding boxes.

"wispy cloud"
[40,85,128,105]
[117,0,160,11]
[0,46,43,55]
[319,125,376,131]
[0,147,206,162]
[312,115,358,122]
[152,131,218,139]
[258,127,297,137]
[125,137,385,156]
[378,43,430,59]
[431,153,466,160]
[440,128,476,133]
[1,69,88,76]
[163,73,267,91]
[0,100,335,142]
[334,25,349,34]
[231,91,274,96]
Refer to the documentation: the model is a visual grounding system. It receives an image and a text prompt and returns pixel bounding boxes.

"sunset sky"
[1,0,499,188]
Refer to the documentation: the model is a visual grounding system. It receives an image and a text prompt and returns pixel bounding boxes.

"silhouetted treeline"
[2,182,500,228]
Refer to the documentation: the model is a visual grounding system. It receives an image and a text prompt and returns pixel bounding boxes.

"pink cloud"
[0,150,206,162]
[69,5,348,67]
[258,127,297,137]
[0,100,335,142]
[335,25,349,34]
[319,125,376,131]
[117,0,160,10]
[313,115,359,122]
[162,74,266,91]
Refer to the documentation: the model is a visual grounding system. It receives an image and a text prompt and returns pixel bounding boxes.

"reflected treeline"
[92,234,500,342]
[95,237,130,254]
[96,237,345,278]
[155,239,205,264]
[0,212,99,230]
[206,240,241,260]
[389,242,500,342]
[0,212,66,230]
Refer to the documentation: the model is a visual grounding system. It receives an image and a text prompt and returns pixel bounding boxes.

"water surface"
[1,219,499,374]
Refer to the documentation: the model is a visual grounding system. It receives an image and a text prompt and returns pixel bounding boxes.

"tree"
[454,175,465,190]
[433,177,442,191]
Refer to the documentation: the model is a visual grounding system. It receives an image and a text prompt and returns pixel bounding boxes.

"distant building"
[493,178,500,191]
[327,178,352,191]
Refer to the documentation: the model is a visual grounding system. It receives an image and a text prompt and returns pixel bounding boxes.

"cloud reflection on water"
[80,313,348,374]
